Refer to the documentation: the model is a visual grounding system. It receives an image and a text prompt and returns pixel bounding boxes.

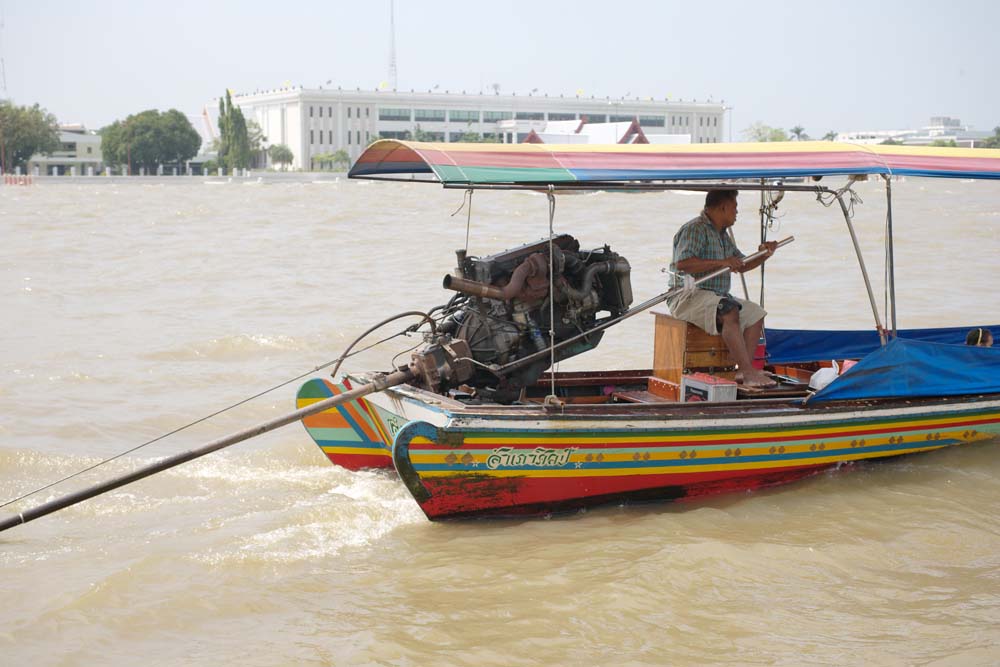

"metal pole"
[0,367,414,533]
[835,192,886,344]
[546,186,557,401]
[884,176,897,336]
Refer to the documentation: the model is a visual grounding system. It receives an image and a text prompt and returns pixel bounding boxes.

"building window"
[356,130,361,144]
[319,106,323,117]
[639,115,665,128]
[483,110,513,122]
[609,114,634,123]
[449,109,479,122]
[328,107,332,117]
[380,130,409,139]
[713,117,718,127]
[515,111,544,120]
[318,130,322,144]
[87,146,93,154]
[328,130,332,143]
[365,107,370,117]
[414,109,446,122]
[547,112,576,121]
[310,129,315,143]
[348,107,352,118]
[347,131,351,144]
[699,117,703,127]
[310,106,314,117]
[379,107,411,121]
[356,108,360,117]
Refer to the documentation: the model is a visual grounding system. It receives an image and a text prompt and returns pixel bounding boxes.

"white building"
[26,125,103,176]
[837,117,993,148]
[224,87,726,170]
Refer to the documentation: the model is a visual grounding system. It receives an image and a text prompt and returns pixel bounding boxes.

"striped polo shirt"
[668,210,745,295]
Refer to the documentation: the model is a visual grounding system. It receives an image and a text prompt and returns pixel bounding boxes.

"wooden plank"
[685,349,735,369]
[648,376,680,401]
[612,390,671,404]
[652,312,687,384]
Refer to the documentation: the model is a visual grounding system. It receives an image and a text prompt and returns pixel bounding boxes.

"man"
[965,328,994,347]
[666,189,778,387]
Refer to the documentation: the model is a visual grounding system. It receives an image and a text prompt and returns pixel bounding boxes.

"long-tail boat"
[4,140,1000,534]
[295,140,1000,520]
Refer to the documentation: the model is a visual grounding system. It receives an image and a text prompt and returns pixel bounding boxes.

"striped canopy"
[349,140,1000,185]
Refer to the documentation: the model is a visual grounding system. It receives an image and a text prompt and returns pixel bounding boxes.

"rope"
[1,310,436,510]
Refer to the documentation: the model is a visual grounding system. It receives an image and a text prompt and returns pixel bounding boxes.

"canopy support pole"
[836,191,886,345]
[757,182,765,306]
[884,175,898,337]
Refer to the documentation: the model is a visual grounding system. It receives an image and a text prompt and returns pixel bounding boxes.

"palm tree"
[789,125,808,141]
[822,131,837,142]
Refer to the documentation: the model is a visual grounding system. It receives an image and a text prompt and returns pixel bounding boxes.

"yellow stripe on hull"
[414,444,950,478]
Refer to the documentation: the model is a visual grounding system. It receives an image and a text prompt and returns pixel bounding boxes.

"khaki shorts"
[666,289,767,336]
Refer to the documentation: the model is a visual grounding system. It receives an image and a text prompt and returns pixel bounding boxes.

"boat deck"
[523,367,815,406]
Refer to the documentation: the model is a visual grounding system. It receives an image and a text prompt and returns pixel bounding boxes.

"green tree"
[268,143,294,170]
[218,90,251,170]
[981,126,1000,149]
[743,122,789,142]
[100,109,200,172]
[247,119,267,168]
[0,100,60,172]
[789,125,809,141]
[332,149,350,170]
[931,139,957,147]
[822,130,837,141]
[410,124,433,142]
[880,138,904,145]
[310,151,333,170]
[455,131,488,143]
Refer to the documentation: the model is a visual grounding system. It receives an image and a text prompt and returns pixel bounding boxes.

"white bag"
[808,361,840,391]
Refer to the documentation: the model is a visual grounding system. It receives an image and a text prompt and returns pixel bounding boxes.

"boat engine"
[430,234,632,403]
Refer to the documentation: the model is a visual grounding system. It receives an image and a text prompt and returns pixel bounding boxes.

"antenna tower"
[388,0,397,90]
[0,4,7,93]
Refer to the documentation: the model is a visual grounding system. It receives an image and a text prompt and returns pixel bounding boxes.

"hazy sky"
[4,0,999,138]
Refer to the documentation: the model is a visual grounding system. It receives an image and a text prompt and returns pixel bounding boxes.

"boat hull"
[388,398,1000,519]
[298,378,1000,519]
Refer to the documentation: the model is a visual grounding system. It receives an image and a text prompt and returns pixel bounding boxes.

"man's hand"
[722,256,744,271]
[758,241,778,257]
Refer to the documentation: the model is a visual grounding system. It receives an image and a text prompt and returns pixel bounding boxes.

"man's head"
[966,327,994,347]
[704,189,739,230]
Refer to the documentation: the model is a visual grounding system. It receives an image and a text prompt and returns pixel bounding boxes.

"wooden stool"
[651,309,735,387]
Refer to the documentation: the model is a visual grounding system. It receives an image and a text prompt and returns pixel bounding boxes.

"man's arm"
[678,240,778,275]
[676,256,743,274]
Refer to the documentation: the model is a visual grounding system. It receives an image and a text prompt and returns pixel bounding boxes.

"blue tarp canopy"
[765,326,1000,364]
[809,338,1000,402]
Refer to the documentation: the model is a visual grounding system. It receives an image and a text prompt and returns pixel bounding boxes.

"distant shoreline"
[8,172,349,185]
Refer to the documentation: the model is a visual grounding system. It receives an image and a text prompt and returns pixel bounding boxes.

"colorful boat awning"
[349,140,1000,184]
